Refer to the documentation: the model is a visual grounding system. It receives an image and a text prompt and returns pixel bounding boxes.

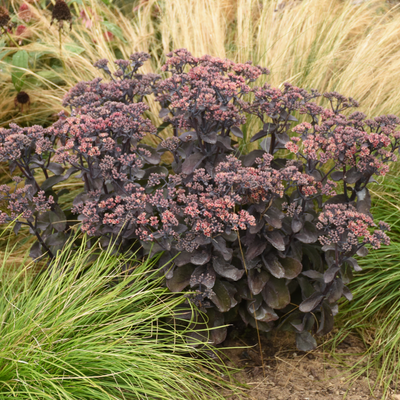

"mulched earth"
[220,329,394,400]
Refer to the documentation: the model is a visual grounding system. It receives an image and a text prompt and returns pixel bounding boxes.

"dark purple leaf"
[265,230,285,251]
[301,270,323,280]
[245,235,268,260]
[230,126,243,138]
[324,264,340,283]
[217,135,233,150]
[203,132,217,144]
[327,279,344,303]
[159,108,169,118]
[47,162,65,175]
[212,236,233,262]
[280,257,302,279]
[262,277,290,309]
[346,257,362,272]
[299,292,324,313]
[179,131,197,141]
[317,301,334,336]
[342,286,353,301]
[295,221,319,244]
[209,279,232,312]
[296,331,317,351]
[190,265,216,289]
[181,153,206,175]
[356,188,371,215]
[253,303,279,323]
[174,251,193,267]
[29,242,42,260]
[242,150,265,167]
[41,175,67,191]
[191,249,211,265]
[291,216,304,233]
[248,268,270,295]
[264,206,284,229]
[331,171,344,181]
[262,254,285,279]
[344,167,362,184]
[166,265,195,292]
[213,257,244,281]
[356,246,369,257]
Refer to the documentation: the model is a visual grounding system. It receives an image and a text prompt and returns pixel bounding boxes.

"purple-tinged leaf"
[254,303,279,323]
[262,254,285,279]
[166,265,195,292]
[41,175,67,191]
[203,132,217,144]
[324,264,340,283]
[209,279,232,312]
[299,292,324,313]
[291,216,304,233]
[245,235,268,260]
[29,242,42,260]
[344,167,362,184]
[342,286,353,301]
[327,279,344,303]
[230,126,243,138]
[182,153,206,175]
[217,135,233,150]
[174,251,193,267]
[346,257,362,272]
[296,331,317,351]
[247,295,263,313]
[317,301,334,336]
[179,131,197,141]
[47,162,65,175]
[280,257,302,279]
[264,206,284,229]
[295,221,319,244]
[241,150,265,167]
[265,230,285,251]
[212,236,233,262]
[191,249,211,265]
[248,268,270,295]
[262,277,290,309]
[356,246,369,257]
[302,270,323,280]
[331,171,344,181]
[159,108,170,118]
[190,265,216,289]
[213,256,244,281]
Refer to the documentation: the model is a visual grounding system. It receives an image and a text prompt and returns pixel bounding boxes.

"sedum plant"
[0,49,399,350]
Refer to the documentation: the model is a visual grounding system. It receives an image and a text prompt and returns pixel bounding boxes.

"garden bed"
[223,332,387,400]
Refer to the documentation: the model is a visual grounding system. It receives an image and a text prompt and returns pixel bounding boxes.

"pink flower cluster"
[157,49,268,131]
[0,124,52,162]
[317,204,390,251]
[287,110,400,178]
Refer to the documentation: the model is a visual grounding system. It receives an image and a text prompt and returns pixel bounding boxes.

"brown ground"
[221,330,394,400]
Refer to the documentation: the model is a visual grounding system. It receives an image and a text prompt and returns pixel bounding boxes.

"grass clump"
[0,237,239,400]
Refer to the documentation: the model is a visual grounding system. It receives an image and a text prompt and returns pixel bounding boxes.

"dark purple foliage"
[0,49,398,350]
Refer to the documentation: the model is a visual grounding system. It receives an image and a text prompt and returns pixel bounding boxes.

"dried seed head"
[51,0,72,29]
[16,91,30,105]
[0,6,10,29]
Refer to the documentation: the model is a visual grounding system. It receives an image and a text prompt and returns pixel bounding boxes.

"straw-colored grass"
[1,0,400,132]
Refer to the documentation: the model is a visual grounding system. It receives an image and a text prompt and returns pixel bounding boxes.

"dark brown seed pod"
[16,91,30,105]
[15,91,31,112]
[0,6,11,29]
[51,0,72,30]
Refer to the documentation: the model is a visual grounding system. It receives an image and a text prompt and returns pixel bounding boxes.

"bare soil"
[221,330,391,400]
